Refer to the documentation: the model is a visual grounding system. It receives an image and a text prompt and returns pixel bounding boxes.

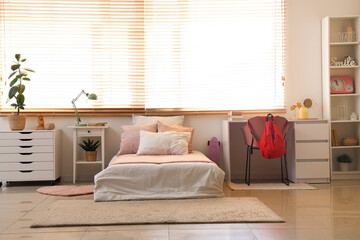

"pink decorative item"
[117,123,157,155]
[330,76,354,94]
[208,137,220,165]
[37,185,94,196]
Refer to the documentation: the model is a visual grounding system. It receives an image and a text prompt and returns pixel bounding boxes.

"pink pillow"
[157,121,194,152]
[117,123,157,155]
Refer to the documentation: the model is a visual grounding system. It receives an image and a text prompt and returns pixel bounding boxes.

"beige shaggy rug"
[227,182,316,191]
[37,185,94,196]
[31,197,284,227]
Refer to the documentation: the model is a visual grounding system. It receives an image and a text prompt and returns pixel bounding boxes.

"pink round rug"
[37,185,94,196]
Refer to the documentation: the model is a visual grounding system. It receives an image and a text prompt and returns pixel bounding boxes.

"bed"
[94,151,225,201]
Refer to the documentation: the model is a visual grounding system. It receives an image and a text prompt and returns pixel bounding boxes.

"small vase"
[299,107,308,119]
[339,162,350,171]
[8,114,26,130]
[86,151,97,161]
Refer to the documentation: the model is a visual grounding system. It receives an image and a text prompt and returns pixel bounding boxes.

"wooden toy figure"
[35,114,46,130]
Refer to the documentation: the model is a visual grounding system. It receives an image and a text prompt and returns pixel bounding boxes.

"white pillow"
[137,131,191,155]
[132,115,184,126]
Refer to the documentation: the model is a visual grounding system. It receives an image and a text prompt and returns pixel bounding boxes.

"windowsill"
[0,108,286,117]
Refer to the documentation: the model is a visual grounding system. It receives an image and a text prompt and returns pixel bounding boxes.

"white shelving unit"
[322,16,360,179]
[68,126,108,183]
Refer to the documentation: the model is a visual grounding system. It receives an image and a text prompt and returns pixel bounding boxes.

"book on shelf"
[331,129,339,146]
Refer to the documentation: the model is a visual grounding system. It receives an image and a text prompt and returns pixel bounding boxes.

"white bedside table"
[68,126,108,183]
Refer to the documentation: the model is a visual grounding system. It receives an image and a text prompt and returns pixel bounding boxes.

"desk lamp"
[71,90,97,126]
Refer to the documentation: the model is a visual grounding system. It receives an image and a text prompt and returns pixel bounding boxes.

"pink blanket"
[109,151,214,166]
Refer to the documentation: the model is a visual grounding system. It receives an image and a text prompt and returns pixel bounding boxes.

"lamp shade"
[87,93,97,100]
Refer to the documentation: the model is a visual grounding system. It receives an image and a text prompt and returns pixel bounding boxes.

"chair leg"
[247,147,252,186]
[245,146,249,185]
[283,152,289,186]
[280,156,284,183]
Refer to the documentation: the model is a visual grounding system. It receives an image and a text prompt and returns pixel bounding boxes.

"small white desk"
[68,126,108,183]
[222,119,330,183]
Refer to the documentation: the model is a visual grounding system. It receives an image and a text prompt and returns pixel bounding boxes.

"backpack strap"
[266,113,274,121]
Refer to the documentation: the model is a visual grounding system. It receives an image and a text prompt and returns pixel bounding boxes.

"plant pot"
[86,151,97,161]
[339,162,350,171]
[8,114,26,130]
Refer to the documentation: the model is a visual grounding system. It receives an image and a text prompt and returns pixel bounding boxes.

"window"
[0,0,286,113]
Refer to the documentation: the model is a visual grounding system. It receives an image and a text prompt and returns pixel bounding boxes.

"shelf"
[331,145,360,149]
[68,126,109,129]
[330,41,360,46]
[76,160,102,164]
[331,93,360,97]
[330,66,359,69]
[77,134,102,137]
[333,170,360,175]
[331,120,360,123]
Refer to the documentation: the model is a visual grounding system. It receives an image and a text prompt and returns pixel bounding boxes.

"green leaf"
[10,78,18,87]
[9,86,19,99]
[22,77,30,81]
[17,84,25,94]
[21,59,26,62]
[11,64,20,71]
[8,71,17,79]
[16,93,24,105]
[23,68,35,73]
[15,54,21,61]
[19,106,24,110]
[10,103,17,107]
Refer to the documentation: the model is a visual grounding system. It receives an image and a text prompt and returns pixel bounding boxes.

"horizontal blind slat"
[0,0,286,111]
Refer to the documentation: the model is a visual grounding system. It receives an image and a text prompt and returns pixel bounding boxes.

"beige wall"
[0,0,359,181]
[286,0,359,119]
[0,115,227,181]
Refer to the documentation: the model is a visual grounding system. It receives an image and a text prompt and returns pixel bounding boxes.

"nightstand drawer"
[296,161,329,179]
[296,142,329,159]
[0,170,54,181]
[0,146,53,154]
[0,153,53,162]
[77,128,102,136]
[295,123,328,141]
[0,131,53,140]
[0,138,53,147]
[0,162,53,171]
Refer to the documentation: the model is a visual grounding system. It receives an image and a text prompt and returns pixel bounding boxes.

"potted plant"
[7,54,35,130]
[337,154,352,171]
[79,139,101,161]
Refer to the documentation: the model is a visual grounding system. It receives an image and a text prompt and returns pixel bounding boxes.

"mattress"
[94,151,225,201]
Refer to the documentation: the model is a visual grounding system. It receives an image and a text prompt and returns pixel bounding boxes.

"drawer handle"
[20,161,33,164]
[19,170,33,173]
[19,146,33,148]
[88,130,91,133]
[20,132,33,134]
[19,139,33,141]
[19,153,33,155]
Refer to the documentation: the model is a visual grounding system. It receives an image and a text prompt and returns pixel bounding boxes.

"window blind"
[0,0,286,112]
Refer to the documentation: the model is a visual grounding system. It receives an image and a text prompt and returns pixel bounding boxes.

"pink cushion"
[157,121,194,152]
[117,123,157,155]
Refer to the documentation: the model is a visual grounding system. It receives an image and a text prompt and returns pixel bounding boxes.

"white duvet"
[94,151,225,201]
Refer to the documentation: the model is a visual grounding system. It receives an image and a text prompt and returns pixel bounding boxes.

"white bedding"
[94,151,225,201]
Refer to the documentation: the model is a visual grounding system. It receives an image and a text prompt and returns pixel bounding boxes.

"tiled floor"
[0,180,359,240]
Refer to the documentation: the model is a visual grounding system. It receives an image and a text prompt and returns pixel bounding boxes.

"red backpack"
[250,114,286,159]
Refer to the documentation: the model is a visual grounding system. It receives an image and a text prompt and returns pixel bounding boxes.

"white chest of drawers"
[294,121,330,183]
[0,129,61,184]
